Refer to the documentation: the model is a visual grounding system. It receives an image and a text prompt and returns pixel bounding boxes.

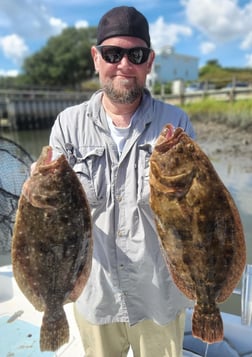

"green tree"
[22,27,97,88]
[199,59,252,88]
[199,59,222,77]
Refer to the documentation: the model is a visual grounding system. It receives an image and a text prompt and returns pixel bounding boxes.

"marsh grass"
[182,99,252,130]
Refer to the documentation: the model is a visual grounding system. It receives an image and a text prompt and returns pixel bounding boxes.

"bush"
[182,99,252,130]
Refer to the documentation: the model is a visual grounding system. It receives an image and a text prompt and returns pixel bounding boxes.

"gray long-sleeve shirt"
[49,89,195,326]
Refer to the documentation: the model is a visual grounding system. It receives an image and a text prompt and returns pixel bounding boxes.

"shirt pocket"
[137,143,153,205]
[73,147,106,207]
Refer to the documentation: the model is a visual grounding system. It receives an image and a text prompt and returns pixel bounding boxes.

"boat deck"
[1,265,252,357]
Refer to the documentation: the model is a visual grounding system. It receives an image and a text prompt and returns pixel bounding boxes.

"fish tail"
[192,303,224,343]
[40,306,69,351]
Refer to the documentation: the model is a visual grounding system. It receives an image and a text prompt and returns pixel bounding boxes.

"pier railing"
[1,86,252,130]
[157,86,252,106]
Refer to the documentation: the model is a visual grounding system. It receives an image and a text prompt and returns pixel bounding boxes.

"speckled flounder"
[12,146,92,351]
[149,124,246,344]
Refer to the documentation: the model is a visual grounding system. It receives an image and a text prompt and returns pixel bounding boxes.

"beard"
[102,78,144,104]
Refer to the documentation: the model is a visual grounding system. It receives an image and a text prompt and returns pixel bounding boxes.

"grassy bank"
[181,99,252,130]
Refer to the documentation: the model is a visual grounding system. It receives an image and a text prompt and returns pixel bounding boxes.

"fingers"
[30,162,37,175]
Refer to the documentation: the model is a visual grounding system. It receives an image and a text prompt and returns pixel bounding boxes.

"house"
[147,46,199,92]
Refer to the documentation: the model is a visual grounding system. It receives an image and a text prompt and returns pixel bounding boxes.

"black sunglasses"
[96,45,151,65]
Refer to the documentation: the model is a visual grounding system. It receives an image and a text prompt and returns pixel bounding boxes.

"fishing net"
[0,137,33,253]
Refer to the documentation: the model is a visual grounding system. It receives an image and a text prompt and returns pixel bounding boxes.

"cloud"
[182,0,245,43]
[181,0,252,54]
[0,34,29,64]
[149,16,192,51]
[0,1,67,67]
[200,41,216,55]
[245,53,252,67]
[75,20,89,29]
[240,32,252,50]
[0,68,19,77]
[1,0,67,40]
[49,17,67,33]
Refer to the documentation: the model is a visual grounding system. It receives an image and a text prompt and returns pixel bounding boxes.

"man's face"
[91,36,155,104]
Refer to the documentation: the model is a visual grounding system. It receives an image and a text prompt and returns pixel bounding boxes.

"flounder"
[12,146,92,351]
[149,124,246,343]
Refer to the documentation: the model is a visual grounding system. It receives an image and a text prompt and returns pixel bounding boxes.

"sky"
[1,0,252,77]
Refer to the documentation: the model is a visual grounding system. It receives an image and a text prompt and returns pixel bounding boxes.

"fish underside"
[12,146,93,351]
[149,124,246,344]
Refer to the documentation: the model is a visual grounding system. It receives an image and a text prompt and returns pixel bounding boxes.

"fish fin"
[12,254,45,312]
[40,306,69,352]
[67,240,93,302]
[68,268,91,302]
[192,303,224,344]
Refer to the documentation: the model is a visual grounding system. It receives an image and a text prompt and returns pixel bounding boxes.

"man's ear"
[91,46,100,73]
[146,50,155,74]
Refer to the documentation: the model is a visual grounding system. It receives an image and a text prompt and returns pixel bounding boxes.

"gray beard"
[103,81,144,104]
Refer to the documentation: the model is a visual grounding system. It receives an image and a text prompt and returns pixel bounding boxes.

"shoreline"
[193,120,252,173]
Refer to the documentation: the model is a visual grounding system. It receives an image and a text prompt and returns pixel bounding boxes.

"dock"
[0,89,93,130]
[2,86,252,130]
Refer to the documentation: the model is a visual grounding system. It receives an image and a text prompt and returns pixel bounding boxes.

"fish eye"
[197,172,207,181]
[186,143,195,152]
[176,143,183,153]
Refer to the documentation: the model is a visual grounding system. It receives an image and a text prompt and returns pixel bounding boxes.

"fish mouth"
[32,146,55,174]
[35,146,53,166]
[43,146,53,164]
[34,146,66,173]
[155,125,184,153]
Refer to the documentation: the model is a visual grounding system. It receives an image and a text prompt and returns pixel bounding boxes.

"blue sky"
[1,0,252,77]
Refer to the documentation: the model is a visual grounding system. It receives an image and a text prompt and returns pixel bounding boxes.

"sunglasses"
[96,45,151,65]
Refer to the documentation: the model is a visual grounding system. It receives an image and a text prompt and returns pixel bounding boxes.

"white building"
[147,46,199,92]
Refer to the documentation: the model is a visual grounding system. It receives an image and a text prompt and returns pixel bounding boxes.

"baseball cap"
[97,6,151,48]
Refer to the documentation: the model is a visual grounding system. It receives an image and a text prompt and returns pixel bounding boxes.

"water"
[210,160,252,315]
[0,128,251,315]
[0,128,51,160]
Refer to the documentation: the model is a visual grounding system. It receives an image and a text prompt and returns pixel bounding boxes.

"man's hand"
[30,162,37,175]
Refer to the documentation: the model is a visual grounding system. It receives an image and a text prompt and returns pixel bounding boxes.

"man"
[49,6,195,357]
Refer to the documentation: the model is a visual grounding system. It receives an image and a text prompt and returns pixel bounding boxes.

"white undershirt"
[106,114,134,155]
